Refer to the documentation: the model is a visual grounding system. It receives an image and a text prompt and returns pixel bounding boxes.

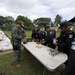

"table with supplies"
[22,42,68,71]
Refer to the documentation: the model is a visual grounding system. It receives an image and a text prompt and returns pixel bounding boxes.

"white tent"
[0,30,13,51]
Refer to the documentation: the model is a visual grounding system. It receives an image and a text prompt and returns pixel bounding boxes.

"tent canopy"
[68,17,75,22]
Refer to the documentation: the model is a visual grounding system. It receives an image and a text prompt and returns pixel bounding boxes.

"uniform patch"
[50,31,53,34]
[43,33,44,35]
[71,41,75,50]
[71,45,75,50]
[69,34,73,38]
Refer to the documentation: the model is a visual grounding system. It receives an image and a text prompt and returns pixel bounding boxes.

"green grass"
[56,30,60,37]
[4,30,60,38]
[4,30,32,38]
[25,30,32,38]
[0,50,64,75]
[0,30,64,75]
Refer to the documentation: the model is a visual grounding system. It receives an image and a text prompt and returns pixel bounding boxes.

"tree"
[50,21,54,27]
[33,17,52,27]
[16,15,34,30]
[0,15,15,31]
[0,16,5,25]
[5,16,14,25]
[54,14,62,26]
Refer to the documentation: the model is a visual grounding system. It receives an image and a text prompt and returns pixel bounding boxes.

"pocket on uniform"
[13,40,19,46]
[13,41,19,50]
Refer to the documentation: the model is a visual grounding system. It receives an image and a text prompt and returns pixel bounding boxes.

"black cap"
[36,28,40,32]
[59,22,68,29]
[45,25,50,30]
[32,28,35,31]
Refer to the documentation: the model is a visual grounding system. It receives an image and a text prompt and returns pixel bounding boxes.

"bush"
[0,26,7,31]
[0,25,14,31]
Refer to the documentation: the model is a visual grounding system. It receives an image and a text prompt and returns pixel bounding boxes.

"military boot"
[15,64,22,68]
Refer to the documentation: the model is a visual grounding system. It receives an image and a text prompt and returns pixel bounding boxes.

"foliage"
[0,15,14,26]
[0,25,15,31]
[15,15,34,30]
[0,16,5,25]
[54,14,62,26]
[33,17,52,27]
[5,16,14,25]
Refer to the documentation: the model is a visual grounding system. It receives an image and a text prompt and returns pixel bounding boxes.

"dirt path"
[0,50,13,56]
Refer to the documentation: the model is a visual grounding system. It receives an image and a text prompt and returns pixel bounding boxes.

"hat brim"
[21,24,24,27]
[45,27,50,30]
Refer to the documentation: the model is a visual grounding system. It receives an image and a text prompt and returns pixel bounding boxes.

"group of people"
[11,20,75,75]
[31,26,56,49]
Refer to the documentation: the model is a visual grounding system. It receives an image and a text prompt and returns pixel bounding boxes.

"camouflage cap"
[16,21,24,27]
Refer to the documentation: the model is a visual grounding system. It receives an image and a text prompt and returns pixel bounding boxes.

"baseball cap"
[45,25,50,30]
[36,28,40,32]
[59,22,68,29]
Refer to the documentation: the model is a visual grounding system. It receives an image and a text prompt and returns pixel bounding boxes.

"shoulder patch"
[43,33,44,35]
[69,34,73,38]
[50,30,54,34]
[50,31,53,34]
[71,41,75,50]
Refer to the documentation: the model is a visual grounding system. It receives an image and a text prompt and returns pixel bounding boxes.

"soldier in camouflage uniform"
[11,21,27,68]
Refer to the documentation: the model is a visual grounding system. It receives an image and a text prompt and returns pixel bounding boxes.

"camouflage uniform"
[11,26,26,64]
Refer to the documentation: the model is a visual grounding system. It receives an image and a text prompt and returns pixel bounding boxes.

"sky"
[0,0,75,21]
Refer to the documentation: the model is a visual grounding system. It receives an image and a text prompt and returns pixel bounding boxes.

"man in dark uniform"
[42,25,56,49]
[36,28,46,44]
[11,21,27,67]
[54,22,74,65]
[31,29,39,42]
[62,40,75,75]
[31,29,36,40]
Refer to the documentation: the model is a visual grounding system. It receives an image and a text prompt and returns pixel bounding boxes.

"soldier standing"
[11,21,27,68]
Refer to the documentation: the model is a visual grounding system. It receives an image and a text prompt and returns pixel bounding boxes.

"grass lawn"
[4,30,32,38]
[0,30,65,75]
[0,50,65,75]
[4,30,60,38]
